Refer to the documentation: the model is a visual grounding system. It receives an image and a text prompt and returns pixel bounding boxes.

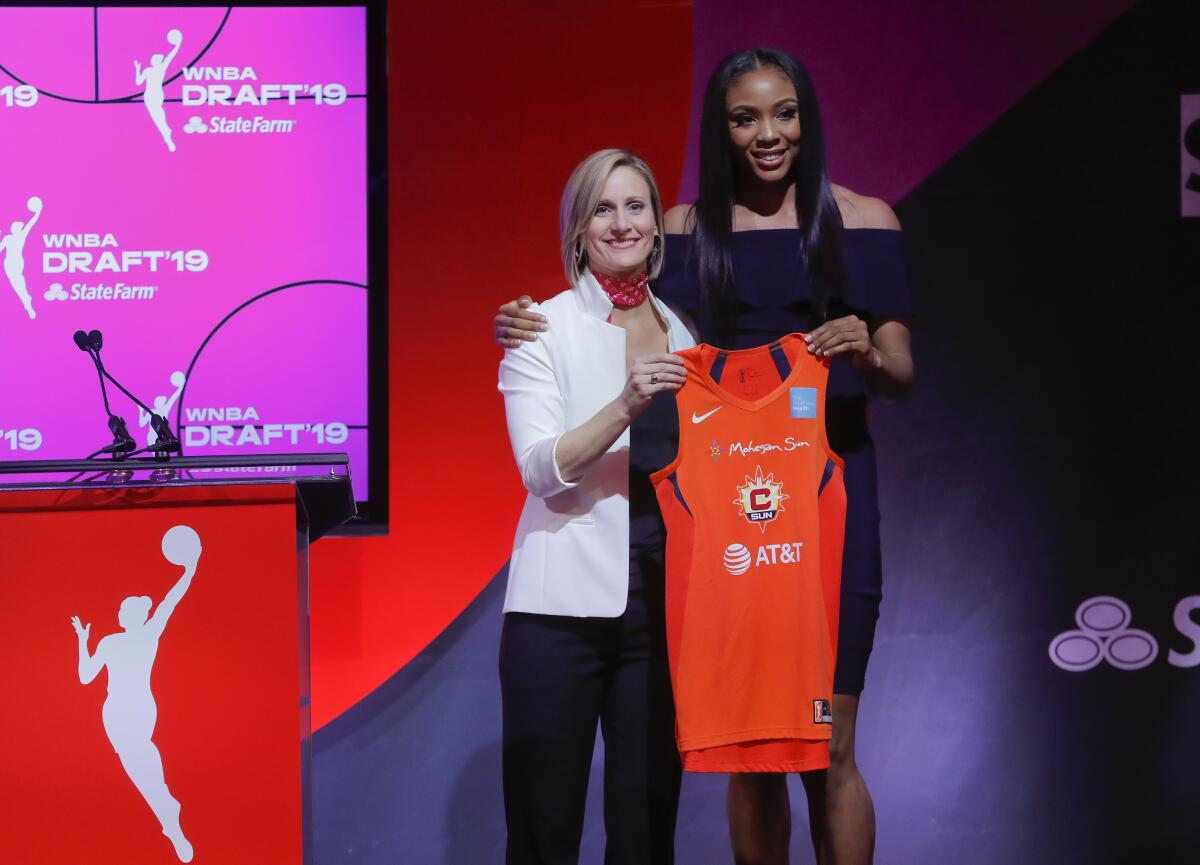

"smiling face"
[581,165,657,280]
[725,67,802,185]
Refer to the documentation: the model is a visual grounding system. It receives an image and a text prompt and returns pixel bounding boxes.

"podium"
[0,455,354,865]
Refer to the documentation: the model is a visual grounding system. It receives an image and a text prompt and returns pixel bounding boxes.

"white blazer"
[498,272,696,616]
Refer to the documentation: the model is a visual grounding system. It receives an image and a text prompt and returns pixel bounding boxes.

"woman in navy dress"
[496,48,913,865]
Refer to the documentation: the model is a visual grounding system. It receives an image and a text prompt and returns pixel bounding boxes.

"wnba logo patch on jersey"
[733,466,789,531]
[813,699,833,724]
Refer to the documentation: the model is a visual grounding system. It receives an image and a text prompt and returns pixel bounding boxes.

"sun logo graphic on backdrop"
[732,466,788,532]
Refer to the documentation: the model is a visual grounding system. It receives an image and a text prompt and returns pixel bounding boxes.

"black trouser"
[499,586,681,865]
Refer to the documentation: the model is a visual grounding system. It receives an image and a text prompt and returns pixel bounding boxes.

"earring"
[574,242,585,265]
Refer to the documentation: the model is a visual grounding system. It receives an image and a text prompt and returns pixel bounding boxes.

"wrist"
[851,347,881,371]
[610,396,635,425]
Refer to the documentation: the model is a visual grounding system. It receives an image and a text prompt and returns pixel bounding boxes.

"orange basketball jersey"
[649,333,847,773]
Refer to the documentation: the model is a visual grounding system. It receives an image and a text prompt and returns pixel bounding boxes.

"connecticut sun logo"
[732,466,788,532]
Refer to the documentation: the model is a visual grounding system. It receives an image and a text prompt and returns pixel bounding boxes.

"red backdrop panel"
[309,0,693,728]
[0,485,302,865]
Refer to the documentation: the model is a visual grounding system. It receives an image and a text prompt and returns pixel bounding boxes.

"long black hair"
[691,47,845,330]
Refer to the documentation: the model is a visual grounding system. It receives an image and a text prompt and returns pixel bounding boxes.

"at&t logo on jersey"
[723,544,751,575]
[1049,596,1158,671]
[733,466,788,531]
[721,542,804,575]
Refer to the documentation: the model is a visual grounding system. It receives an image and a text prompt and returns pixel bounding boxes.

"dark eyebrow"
[727,98,798,113]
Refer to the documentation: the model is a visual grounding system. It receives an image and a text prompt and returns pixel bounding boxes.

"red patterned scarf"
[594,270,649,309]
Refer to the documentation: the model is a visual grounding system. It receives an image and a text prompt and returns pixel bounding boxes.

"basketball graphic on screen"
[26,196,42,212]
[177,281,368,495]
[0,8,228,103]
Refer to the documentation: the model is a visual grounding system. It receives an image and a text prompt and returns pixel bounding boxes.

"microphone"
[148,413,182,452]
[102,415,137,455]
[73,328,133,457]
[77,328,182,458]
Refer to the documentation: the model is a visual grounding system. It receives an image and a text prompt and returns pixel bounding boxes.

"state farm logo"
[178,63,349,139]
[1049,596,1158,671]
[721,541,803,575]
[1050,595,1200,672]
[1183,94,1200,217]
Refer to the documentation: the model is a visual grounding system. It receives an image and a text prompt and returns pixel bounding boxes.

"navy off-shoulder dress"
[648,227,912,694]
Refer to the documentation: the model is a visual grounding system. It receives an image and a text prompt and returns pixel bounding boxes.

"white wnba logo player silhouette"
[70,525,202,862]
[1,195,42,320]
[135,29,183,152]
[139,371,187,446]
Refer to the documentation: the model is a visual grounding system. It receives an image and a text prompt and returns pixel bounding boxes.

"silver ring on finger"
[650,373,659,384]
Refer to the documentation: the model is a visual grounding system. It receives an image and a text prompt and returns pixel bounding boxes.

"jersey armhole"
[648,450,683,485]
[813,356,846,470]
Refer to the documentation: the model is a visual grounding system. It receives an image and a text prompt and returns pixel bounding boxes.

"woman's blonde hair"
[559,148,666,285]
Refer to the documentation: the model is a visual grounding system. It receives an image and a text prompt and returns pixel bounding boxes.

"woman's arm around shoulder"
[497,302,577,499]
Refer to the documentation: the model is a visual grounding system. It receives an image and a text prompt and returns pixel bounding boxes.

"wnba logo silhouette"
[139,371,187,447]
[136,28,183,152]
[1,195,43,320]
[70,525,202,862]
[1049,595,1159,671]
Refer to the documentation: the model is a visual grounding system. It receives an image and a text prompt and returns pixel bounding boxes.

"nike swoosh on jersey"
[691,407,722,424]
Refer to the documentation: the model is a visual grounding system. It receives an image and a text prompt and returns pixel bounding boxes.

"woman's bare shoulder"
[664,204,697,234]
[831,184,901,230]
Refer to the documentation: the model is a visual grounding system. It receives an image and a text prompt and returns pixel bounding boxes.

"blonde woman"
[498,149,694,864]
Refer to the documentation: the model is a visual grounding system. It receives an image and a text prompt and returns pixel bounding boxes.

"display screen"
[0,5,385,528]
